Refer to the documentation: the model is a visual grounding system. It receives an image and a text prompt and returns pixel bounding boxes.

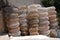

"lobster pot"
[49,29,57,37]
[0,10,5,34]
[4,7,21,36]
[28,9,39,35]
[18,5,28,36]
[28,4,41,10]
[48,7,59,29]
[37,8,50,36]
[40,30,50,36]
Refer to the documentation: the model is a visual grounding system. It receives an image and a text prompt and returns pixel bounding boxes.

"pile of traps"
[0,4,59,37]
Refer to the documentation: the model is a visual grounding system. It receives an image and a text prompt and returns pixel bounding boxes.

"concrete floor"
[0,35,60,40]
[0,35,9,40]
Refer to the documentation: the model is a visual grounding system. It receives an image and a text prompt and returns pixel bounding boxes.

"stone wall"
[7,0,41,7]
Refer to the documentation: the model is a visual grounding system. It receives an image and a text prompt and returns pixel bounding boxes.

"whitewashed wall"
[8,0,41,7]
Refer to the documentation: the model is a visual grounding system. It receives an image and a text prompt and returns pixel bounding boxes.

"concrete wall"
[8,0,41,7]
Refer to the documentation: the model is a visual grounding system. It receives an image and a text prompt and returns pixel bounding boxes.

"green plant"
[41,0,55,7]
[41,0,60,17]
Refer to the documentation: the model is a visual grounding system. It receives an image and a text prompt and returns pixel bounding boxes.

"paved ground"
[0,35,60,40]
[0,35,9,40]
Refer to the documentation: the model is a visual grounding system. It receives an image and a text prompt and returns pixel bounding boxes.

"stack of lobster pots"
[48,7,58,37]
[4,7,21,36]
[0,10,5,35]
[0,4,58,37]
[18,5,28,36]
[37,8,50,36]
[28,7,39,35]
